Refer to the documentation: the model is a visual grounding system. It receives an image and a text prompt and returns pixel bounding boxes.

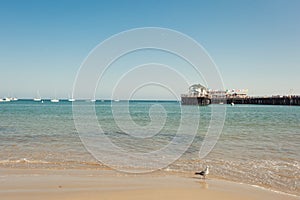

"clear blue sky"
[0,0,299,99]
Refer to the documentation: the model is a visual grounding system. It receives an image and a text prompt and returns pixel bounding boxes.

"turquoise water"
[0,100,299,195]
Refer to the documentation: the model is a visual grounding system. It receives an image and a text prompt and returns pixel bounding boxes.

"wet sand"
[0,169,299,200]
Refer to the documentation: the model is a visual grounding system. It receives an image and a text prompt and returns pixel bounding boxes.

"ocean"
[0,100,299,196]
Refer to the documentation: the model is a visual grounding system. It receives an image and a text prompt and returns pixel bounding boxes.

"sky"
[0,0,299,99]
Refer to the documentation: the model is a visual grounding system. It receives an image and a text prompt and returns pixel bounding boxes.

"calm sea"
[0,100,299,196]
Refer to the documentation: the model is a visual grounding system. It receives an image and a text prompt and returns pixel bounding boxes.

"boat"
[4,97,18,101]
[33,98,42,101]
[90,99,96,102]
[68,94,75,102]
[51,91,60,103]
[2,97,11,102]
[51,99,59,103]
[231,102,235,106]
[33,90,42,101]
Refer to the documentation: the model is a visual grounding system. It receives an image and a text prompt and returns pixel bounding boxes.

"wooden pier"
[181,96,300,106]
[180,84,300,106]
[227,96,300,106]
[181,96,211,105]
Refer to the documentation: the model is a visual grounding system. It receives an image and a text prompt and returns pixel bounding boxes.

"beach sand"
[0,169,298,200]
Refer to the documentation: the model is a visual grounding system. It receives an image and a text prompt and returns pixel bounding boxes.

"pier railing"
[181,94,300,106]
[227,96,300,105]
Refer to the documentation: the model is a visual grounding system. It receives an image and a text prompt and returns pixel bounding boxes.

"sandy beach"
[1,0,300,199]
[0,169,298,200]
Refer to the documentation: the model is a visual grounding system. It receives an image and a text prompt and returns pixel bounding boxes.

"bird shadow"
[191,177,209,189]
[191,176,209,180]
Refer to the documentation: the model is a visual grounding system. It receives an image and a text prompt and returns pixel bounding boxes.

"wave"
[163,158,300,196]
[0,158,105,168]
[0,158,50,164]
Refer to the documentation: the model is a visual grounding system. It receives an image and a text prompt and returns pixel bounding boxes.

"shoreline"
[1,168,299,200]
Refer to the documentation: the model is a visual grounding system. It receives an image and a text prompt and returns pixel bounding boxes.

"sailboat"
[33,97,41,101]
[51,98,59,103]
[0,97,10,102]
[33,90,42,101]
[68,94,75,102]
[51,92,59,103]
[4,97,11,102]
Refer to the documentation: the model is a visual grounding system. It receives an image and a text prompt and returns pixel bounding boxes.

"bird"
[195,166,209,179]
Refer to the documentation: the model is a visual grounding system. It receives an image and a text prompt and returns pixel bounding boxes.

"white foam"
[249,184,299,198]
[0,158,50,164]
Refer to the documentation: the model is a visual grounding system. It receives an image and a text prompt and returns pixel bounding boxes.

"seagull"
[195,166,209,179]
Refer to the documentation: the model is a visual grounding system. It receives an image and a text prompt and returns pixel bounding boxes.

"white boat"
[114,99,120,102]
[33,91,42,101]
[231,102,235,106]
[68,93,75,102]
[51,99,59,103]
[5,97,18,101]
[51,91,59,103]
[33,98,42,101]
[90,99,96,102]
[2,98,11,102]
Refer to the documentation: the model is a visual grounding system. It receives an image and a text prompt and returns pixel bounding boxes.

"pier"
[181,96,211,105]
[181,96,300,106]
[181,84,300,106]
[227,96,300,106]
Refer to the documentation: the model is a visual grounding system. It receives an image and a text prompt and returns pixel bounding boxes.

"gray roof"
[189,84,207,90]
